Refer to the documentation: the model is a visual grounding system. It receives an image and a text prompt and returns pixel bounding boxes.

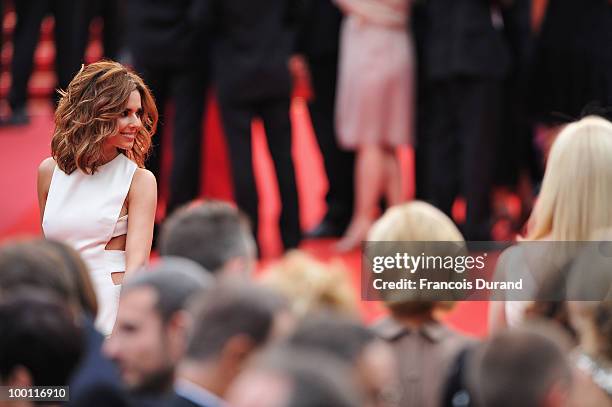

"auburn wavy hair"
[52,60,158,174]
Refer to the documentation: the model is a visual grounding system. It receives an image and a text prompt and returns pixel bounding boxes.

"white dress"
[43,154,137,336]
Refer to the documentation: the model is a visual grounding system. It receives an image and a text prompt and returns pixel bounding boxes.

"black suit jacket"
[425,0,512,80]
[205,0,298,103]
[68,316,130,406]
[295,0,342,60]
[126,0,209,68]
[170,393,220,407]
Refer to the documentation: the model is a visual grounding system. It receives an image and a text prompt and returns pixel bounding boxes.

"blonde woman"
[368,201,473,407]
[564,240,612,405]
[37,60,159,335]
[490,116,612,332]
[259,250,358,319]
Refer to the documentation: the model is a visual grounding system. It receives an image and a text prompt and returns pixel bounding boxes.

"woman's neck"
[100,147,120,165]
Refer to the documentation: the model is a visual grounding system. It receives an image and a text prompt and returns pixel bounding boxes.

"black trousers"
[218,96,301,250]
[412,1,432,200]
[427,77,501,240]
[414,82,433,200]
[307,54,354,226]
[135,63,208,215]
[10,0,80,110]
[76,0,124,61]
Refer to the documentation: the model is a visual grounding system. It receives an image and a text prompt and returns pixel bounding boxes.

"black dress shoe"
[304,219,348,239]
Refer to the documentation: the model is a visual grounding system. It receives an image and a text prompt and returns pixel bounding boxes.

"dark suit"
[495,0,534,187]
[68,316,130,406]
[170,394,210,407]
[296,0,354,229]
[412,0,433,200]
[171,387,223,407]
[171,395,202,407]
[126,0,210,215]
[205,0,301,250]
[131,392,177,407]
[424,0,513,240]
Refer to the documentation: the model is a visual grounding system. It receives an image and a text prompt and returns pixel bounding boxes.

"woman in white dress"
[37,60,159,335]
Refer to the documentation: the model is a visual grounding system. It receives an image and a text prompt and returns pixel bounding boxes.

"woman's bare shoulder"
[37,157,56,207]
[38,157,56,181]
[38,156,55,172]
[133,168,156,186]
[129,168,157,197]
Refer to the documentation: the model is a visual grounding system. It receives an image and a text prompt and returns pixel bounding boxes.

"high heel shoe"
[335,217,373,253]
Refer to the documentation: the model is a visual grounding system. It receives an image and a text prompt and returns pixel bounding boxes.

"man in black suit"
[104,260,213,406]
[126,0,210,216]
[172,284,275,407]
[425,0,516,240]
[297,0,355,238]
[203,0,301,251]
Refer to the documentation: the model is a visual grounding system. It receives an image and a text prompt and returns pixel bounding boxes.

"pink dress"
[335,0,414,149]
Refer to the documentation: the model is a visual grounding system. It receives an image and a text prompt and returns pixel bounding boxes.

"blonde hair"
[259,250,358,318]
[565,230,612,359]
[367,201,465,314]
[368,200,464,242]
[526,116,612,241]
[52,60,158,175]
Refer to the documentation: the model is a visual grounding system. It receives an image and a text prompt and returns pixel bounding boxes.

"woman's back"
[43,153,137,335]
[43,154,135,255]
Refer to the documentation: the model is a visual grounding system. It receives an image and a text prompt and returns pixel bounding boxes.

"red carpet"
[0,97,488,338]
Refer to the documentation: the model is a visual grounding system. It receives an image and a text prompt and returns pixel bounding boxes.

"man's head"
[227,347,364,407]
[103,259,213,394]
[0,291,83,392]
[469,327,572,407]
[181,283,276,393]
[0,239,78,309]
[288,314,399,407]
[0,239,105,323]
[159,201,256,278]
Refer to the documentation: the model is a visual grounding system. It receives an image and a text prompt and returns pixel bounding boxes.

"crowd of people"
[1,0,612,406]
[1,190,612,406]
